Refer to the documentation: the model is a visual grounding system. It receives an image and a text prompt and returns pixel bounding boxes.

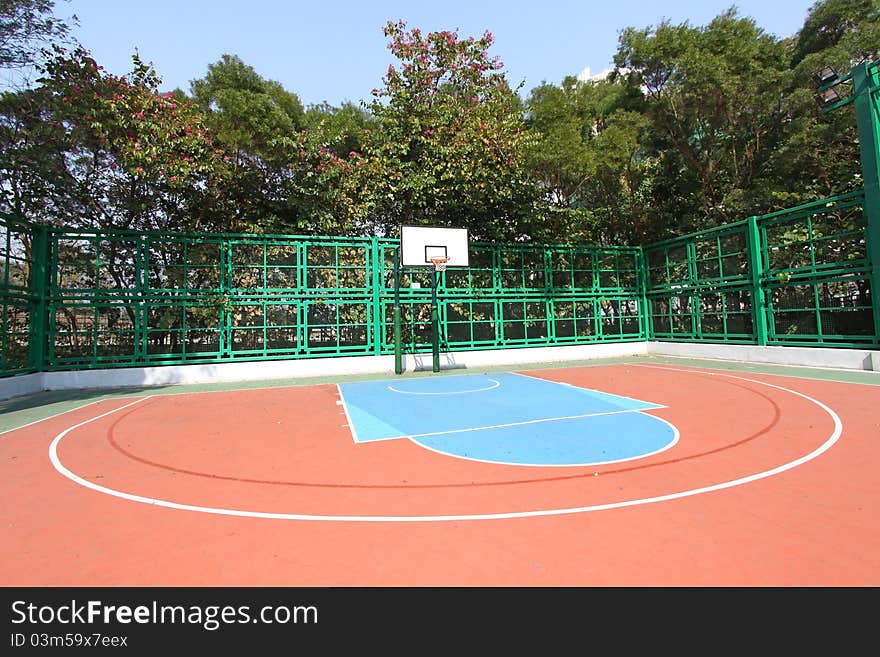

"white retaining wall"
[1,340,877,401]
[0,372,44,400]
[646,341,880,372]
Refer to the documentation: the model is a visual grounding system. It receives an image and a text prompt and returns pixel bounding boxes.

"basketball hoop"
[430,255,449,272]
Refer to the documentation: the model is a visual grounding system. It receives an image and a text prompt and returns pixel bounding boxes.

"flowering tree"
[269,125,369,235]
[0,46,228,231]
[360,20,539,240]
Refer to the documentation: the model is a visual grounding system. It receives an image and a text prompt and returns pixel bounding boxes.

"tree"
[524,74,652,244]
[0,46,227,231]
[613,8,794,236]
[524,80,594,207]
[188,54,302,232]
[766,0,879,204]
[0,46,235,353]
[0,0,78,87]
[791,0,880,66]
[190,54,304,157]
[303,100,374,159]
[358,20,539,241]
[188,54,367,235]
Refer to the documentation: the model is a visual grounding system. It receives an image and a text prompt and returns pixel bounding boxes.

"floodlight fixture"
[812,65,840,88]
[814,86,844,109]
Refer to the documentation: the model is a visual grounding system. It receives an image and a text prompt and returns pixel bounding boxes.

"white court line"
[340,375,668,444]
[640,354,880,384]
[510,370,666,409]
[386,377,501,395]
[383,406,668,441]
[47,368,843,522]
[335,383,361,443]
[1,398,113,436]
[406,412,680,468]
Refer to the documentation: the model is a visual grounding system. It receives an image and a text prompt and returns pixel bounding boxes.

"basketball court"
[1,355,878,586]
[1,220,879,588]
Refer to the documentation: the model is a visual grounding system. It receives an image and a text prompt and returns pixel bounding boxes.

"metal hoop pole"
[431,267,440,373]
[393,248,403,375]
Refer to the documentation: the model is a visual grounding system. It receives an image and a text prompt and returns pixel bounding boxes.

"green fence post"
[135,235,148,362]
[370,237,383,356]
[851,61,880,342]
[393,248,403,375]
[430,267,440,373]
[27,223,50,371]
[219,238,231,358]
[638,247,652,340]
[746,216,769,345]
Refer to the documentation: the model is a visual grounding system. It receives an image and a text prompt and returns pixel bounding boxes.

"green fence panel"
[0,213,38,375]
[644,190,876,348]
[42,228,384,370]
[1,188,876,379]
[645,219,756,344]
[376,240,645,357]
[759,191,874,347]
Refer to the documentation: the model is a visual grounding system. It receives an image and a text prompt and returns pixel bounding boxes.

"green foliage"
[614,9,795,233]
[791,0,880,66]
[358,20,540,241]
[525,76,653,244]
[772,0,878,205]
[0,0,77,80]
[190,54,304,156]
[303,101,374,158]
[0,46,228,230]
[187,54,371,235]
[0,2,876,248]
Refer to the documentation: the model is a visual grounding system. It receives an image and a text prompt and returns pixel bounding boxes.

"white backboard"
[399,225,469,267]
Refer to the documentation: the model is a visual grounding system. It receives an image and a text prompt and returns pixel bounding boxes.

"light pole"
[813,58,880,342]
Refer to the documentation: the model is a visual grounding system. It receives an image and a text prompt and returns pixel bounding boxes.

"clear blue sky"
[65,0,819,107]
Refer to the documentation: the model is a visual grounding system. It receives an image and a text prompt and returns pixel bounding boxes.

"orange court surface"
[1,356,879,587]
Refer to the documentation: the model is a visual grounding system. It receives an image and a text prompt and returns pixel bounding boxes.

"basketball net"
[430,256,449,272]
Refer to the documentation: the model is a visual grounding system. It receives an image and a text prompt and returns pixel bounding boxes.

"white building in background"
[576,66,614,82]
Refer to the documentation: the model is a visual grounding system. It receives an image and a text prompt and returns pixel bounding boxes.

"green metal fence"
[0,218,645,375]
[644,190,876,348]
[377,241,645,358]
[45,229,385,369]
[0,214,38,375]
[1,189,877,379]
